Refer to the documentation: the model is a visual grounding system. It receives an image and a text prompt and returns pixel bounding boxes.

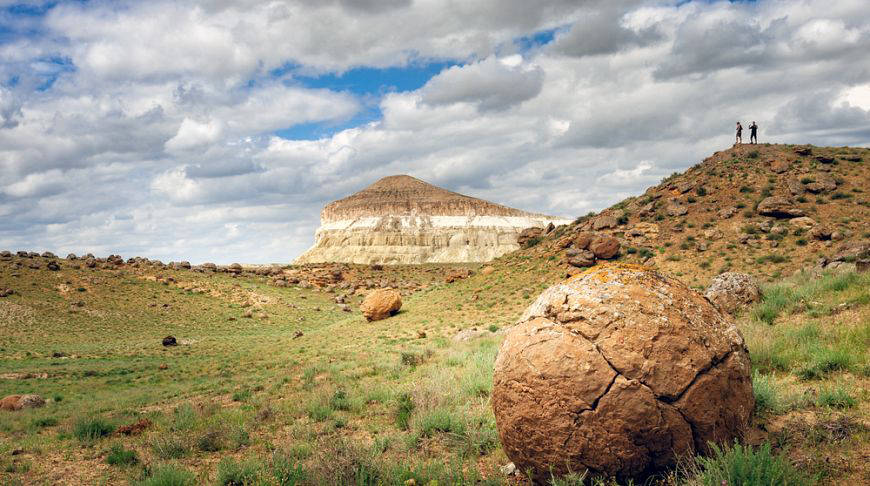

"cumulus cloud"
[421,56,544,112]
[1,0,869,263]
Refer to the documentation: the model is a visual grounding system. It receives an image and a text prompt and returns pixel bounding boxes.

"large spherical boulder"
[360,288,402,321]
[492,264,753,481]
[704,272,762,314]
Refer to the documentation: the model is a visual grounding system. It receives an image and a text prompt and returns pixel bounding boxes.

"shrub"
[216,457,262,486]
[688,442,813,486]
[395,393,414,430]
[196,429,224,452]
[32,417,58,428]
[796,238,807,246]
[830,192,851,200]
[696,186,707,196]
[73,417,115,442]
[232,389,252,402]
[748,150,760,159]
[800,177,814,184]
[418,407,466,438]
[330,389,351,411]
[637,248,654,260]
[816,386,856,409]
[151,435,190,459]
[522,236,542,249]
[739,185,754,193]
[136,464,196,486]
[752,371,781,415]
[270,451,307,485]
[106,444,139,466]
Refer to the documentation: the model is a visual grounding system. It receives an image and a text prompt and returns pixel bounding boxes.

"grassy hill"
[0,144,868,485]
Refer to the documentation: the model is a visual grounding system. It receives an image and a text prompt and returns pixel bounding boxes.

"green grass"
[216,457,262,486]
[136,464,197,486]
[106,443,139,466]
[73,416,115,442]
[688,442,814,486]
[395,392,414,430]
[816,386,856,409]
[752,371,782,415]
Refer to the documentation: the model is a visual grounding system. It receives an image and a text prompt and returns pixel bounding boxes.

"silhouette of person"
[749,121,758,144]
[736,122,743,144]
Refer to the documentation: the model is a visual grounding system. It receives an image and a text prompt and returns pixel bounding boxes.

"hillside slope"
[511,144,869,288]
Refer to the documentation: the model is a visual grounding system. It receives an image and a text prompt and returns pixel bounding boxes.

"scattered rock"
[789,216,816,230]
[492,264,753,480]
[517,227,544,247]
[500,462,517,476]
[116,418,152,436]
[201,262,217,271]
[573,232,595,250]
[589,236,620,260]
[756,196,804,218]
[815,155,835,164]
[360,289,402,321]
[810,226,833,240]
[666,199,688,217]
[162,336,177,347]
[445,269,472,283]
[66,253,77,260]
[85,258,96,268]
[566,249,596,268]
[0,394,45,411]
[417,330,427,339]
[46,261,60,271]
[769,159,789,173]
[453,327,489,342]
[158,364,168,370]
[717,207,737,219]
[293,330,304,339]
[592,215,618,230]
[228,263,243,274]
[704,272,762,314]
[480,266,495,276]
[794,146,812,156]
[786,178,804,195]
[0,288,13,297]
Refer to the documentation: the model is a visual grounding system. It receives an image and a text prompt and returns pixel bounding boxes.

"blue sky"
[1,0,868,263]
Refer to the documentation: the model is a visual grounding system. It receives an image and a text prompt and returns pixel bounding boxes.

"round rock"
[704,272,762,314]
[492,264,753,481]
[360,288,402,321]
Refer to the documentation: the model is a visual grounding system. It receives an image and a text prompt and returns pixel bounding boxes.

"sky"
[1,0,869,264]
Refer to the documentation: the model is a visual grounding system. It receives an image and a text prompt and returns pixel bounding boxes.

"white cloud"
[1,0,869,263]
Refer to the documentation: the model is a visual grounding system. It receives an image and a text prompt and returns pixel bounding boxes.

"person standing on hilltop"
[749,121,758,144]
[735,122,743,144]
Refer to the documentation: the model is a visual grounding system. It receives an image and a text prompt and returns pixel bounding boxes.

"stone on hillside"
[718,207,737,219]
[0,250,11,260]
[85,258,96,268]
[228,263,243,274]
[805,173,837,193]
[756,197,804,218]
[445,269,472,283]
[794,146,812,156]
[46,261,60,271]
[626,222,659,239]
[589,236,620,259]
[453,327,489,342]
[66,253,77,260]
[360,289,402,321]
[573,232,595,250]
[666,199,688,217]
[832,241,870,262]
[492,265,753,480]
[786,178,804,195]
[592,215,618,230]
[0,288,13,297]
[1,394,45,411]
[703,228,724,240]
[789,216,816,230]
[769,159,789,173]
[810,226,833,240]
[481,266,495,276]
[162,336,177,347]
[704,272,762,314]
[41,251,56,258]
[565,249,596,268]
[815,155,835,164]
[201,262,217,271]
[517,227,544,247]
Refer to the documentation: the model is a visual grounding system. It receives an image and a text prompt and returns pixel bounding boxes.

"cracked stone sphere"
[492,264,753,481]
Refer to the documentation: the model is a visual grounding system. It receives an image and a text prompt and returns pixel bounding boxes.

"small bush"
[136,464,196,486]
[689,442,813,486]
[816,386,856,409]
[73,417,115,442]
[32,417,58,428]
[752,371,781,415]
[271,452,307,485]
[522,236,542,249]
[216,457,262,486]
[196,429,224,452]
[796,238,807,246]
[151,435,190,459]
[395,393,414,430]
[106,444,139,466]
[748,150,760,159]
[232,389,252,402]
[330,389,351,411]
[418,407,466,438]
[739,185,754,193]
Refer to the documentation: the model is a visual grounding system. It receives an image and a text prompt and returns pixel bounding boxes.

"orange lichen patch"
[566,262,653,285]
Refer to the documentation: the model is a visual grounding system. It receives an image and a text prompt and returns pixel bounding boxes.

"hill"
[512,144,869,287]
[294,175,570,265]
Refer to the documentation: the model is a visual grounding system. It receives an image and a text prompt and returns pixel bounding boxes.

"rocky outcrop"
[1,394,45,411]
[295,175,570,264]
[492,264,753,481]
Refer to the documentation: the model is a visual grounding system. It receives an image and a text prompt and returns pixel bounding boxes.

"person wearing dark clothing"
[749,121,758,144]
[736,122,743,144]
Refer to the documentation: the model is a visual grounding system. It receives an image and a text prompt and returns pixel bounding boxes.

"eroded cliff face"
[295,176,570,264]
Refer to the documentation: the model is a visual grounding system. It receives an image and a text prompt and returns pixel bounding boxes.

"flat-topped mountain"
[295,175,570,264]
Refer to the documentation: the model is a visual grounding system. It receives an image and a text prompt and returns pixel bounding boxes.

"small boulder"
[517,227,544,247]
[589,236,620,259]
[786,178,804,195]
[592,215,618,230]
[162,336,177,347]
[769,159,789,173]
[794,146,813,156]
[360,289,402,321]
[666,199,688,217]
[573,232,595,250]
[445,269,472,283]
[227,263,243,274]
[789,216,816,230]
[480,266,495,276]
[704,272,762,314]
[46,261,60,271]
[565,249,596,268]
[810,226,833,241]
[1,394,45,411]
[756,196,804,218]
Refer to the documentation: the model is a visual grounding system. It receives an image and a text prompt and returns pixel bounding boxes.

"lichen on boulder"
[492,264,753,481]
[360,288,402,321]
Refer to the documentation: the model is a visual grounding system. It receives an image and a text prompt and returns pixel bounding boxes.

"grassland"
[1,252,867,485]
